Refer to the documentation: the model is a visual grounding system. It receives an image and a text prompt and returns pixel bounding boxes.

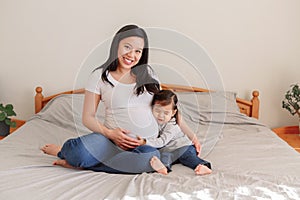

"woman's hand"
[108,128,140,150]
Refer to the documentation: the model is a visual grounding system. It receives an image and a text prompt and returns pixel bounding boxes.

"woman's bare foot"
[150,156,168,175]
[53,159,75,169]
[54,159,83,170]
[40,144,61,156]
[194,164,212,175]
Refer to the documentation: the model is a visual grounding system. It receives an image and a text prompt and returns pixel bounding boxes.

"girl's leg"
[89,145,160,174]
[58,133,121,168]
[176,145,212,170]
[160,152,173,172]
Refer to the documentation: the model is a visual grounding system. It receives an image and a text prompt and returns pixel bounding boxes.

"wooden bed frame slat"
[34,84,259,119]
[34,87,85,114]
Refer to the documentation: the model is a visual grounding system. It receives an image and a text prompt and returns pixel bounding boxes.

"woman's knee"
[61,133,109,168]
[61,133,105,151]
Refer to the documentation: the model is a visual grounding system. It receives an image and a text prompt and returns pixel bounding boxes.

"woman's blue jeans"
[57,133,160,174]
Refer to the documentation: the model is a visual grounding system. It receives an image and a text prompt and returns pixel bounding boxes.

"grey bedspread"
[1,94,300,200]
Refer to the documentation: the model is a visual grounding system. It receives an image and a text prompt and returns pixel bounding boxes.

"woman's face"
[117,36,144,70]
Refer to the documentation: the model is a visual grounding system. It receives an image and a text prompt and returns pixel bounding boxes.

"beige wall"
[1,0,299,128]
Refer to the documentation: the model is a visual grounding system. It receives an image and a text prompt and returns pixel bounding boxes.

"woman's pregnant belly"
[105,107,158,139]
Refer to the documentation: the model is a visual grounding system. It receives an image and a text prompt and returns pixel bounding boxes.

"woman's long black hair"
[93,24,160,95]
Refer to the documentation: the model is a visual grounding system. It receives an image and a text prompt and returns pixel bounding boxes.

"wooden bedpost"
[35,87,43,114]
[251,90,260,119]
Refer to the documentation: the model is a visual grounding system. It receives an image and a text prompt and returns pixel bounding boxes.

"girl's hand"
[108,128,140,150]
[191,136,201,156]
[136,136,146,146]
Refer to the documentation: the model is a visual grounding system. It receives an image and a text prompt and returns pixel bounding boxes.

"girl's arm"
[82,90,140,150]
[177,112,201,155]
[138,125,175,148]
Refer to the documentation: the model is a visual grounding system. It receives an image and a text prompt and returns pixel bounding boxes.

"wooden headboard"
[34,83,259,119]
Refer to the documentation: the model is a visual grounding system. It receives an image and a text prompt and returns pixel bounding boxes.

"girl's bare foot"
[150,156,168,175]
[40,144,61,156]
[194,164,212,175]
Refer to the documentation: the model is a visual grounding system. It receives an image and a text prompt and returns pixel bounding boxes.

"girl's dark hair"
[151,90,179,123]
[93,24,159,95]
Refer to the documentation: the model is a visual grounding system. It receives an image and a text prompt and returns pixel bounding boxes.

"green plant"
[0,103,16,128]
[282,83,300,118]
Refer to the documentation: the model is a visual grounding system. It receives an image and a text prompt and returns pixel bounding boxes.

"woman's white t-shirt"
[85,69,159,139]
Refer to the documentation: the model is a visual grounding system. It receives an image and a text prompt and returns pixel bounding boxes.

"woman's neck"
[111,67,136,84]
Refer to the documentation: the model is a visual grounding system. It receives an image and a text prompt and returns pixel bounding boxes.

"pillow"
[176,91,239,113]
[175,91,240,157]
[176,91,241,130]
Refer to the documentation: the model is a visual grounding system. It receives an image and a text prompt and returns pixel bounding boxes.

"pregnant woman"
[41,24,200,174]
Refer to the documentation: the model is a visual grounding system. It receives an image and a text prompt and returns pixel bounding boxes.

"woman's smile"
[122,56,134,65]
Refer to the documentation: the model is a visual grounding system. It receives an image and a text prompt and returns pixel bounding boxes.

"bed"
[1,83,300,200]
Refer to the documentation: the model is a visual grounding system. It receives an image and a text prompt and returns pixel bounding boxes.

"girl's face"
[117,36,144,71]
[152,103,176,125]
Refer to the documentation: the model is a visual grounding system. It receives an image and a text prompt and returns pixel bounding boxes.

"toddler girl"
[138,90,212,175]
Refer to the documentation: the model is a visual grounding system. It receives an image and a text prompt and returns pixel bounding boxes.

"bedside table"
[272,126,300,153]
[0,119,26,140]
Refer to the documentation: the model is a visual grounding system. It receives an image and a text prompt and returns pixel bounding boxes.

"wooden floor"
[272,126,300,153]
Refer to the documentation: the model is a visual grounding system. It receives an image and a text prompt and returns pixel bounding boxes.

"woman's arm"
[82,91,108,135]
[177,112,201,155]
[82,90,140,149]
